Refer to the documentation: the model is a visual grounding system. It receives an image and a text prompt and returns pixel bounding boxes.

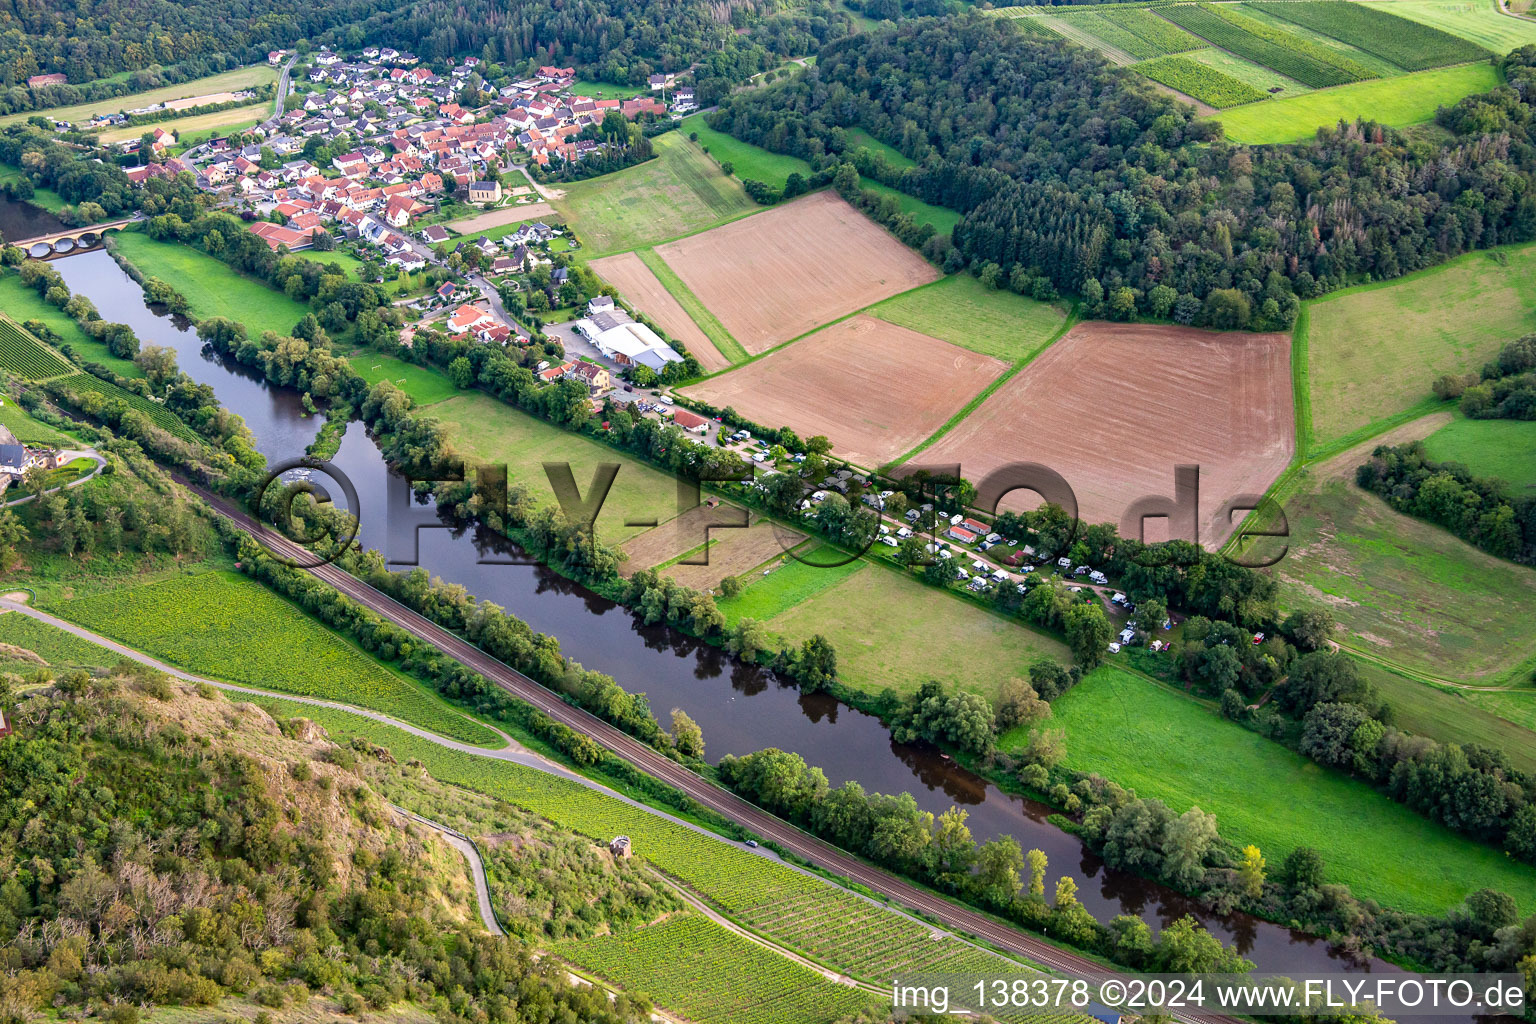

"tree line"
[1356,441,1536,564]
[707,19,1536,330]
[1436,332,1536,420]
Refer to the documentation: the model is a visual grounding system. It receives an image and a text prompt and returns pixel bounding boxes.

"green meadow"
[112,232,312,339]
[866,273,1070,361]
[1422,413,1536,493]
[1034,667,1536,915]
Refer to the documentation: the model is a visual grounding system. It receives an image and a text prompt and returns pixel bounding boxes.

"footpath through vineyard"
[1,599,1089,1022]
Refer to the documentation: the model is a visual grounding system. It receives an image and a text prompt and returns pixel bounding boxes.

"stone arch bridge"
[13,217,137,258]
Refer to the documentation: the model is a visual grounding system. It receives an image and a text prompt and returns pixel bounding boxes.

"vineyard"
[0,613,115,672]
[244,696,1058,991]
[559,915,877,1024]
[1136,55,1270,106]
[49,372,202,443]
[54,572,503,746]
[1254,1,1492,69]
[0,315,74,380]
[1056,8,1191,59]
[1098,7,1204,55]
[1159,5,1375,87]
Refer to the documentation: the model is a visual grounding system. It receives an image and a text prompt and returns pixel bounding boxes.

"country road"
[389,805,504,936]
[180,482,1242,1024]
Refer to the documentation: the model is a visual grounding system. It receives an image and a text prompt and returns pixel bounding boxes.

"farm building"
[575,310,683,371]
[671,408,709,433]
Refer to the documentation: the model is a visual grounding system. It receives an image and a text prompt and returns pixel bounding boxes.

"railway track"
[197,484,1240,1024]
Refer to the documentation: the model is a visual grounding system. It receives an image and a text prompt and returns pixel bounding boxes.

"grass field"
[725,554,1070,701]
[570,78,649,100]
[348,352,460,406]
[1276,474,1536,683]
[0,271,142,377]
[855,178,962,235]
[112,232,312,339]
[866,273,1070,361]
[0,65,278,127]
[678,114,815,187]
[1367,0,1536,51]
[1305,244,1536,446]
[552,132,754,254]
[1214,62,1501,143]
[98,103,269,144]
[1421,413,1536,492]
[845,127,916,168]
[424,392,683,544]
[1354,658,1536,776]
[1033,667,1536,915]
[53,571,501,745]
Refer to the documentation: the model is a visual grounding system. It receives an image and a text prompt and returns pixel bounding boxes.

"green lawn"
[349,352,461,406]
[1360,0,1536,52]
[866,273,1070,361]
[0,65,278,126]
[571,79,650,100]
[1033,668,1536,915]
[1421,413,1536,493]
[51,570,502,746]
[1304,243,1536,447]
[741,555,1071,702]
[99,103,269,145]
[1273,475,1536,684]
[552,131,755,254]
[716,544,867,625]
[845,127,916,169]
[1213,62,1501,144]
[112,231,312,339]
[0,163,73,215]
[856,179,962,236]
[678,113,815,187]
[423,392,684,544]
[0,270,142,377]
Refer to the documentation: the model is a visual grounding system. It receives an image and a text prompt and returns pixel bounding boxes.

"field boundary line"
[887,305,1081,468]
[634,247,748,363]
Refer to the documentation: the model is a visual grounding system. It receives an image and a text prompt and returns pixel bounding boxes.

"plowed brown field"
[654,192,939,354]
[681,315,1008,468]
[921,322,1294,547]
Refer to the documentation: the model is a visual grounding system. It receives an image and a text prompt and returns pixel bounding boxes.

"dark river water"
[49,247,1466,1000]
[0,195,68,246]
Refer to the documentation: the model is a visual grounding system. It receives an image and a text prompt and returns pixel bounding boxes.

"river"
[0,194,68,247]
[50,246,1447,991]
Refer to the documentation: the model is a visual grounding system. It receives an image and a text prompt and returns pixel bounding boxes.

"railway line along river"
[50,247,1457,994]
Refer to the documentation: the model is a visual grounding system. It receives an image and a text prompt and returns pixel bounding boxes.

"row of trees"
[710,21,1536,330]
[1436,332,1536,420]
[1356,442,1536,563]
[717,747,1253,969]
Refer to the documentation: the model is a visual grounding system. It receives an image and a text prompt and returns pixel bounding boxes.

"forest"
[0,0,848,107]
[708,18,1536,330]
[0,670,657,1022]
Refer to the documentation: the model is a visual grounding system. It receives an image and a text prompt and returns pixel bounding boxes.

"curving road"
[188,483,1238,1024]
[389,805,505,936]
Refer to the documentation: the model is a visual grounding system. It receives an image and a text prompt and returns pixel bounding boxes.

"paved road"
[389,805,504,936]
[182,482,1239,1024]
[2,451,106,507]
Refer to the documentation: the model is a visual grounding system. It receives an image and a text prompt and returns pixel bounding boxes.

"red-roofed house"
[446,304,494,333]
[332,151,368,176]
[670,408,708,433]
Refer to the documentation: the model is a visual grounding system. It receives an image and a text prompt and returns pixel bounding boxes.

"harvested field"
[923,323,1294,547]
[655,192,940,354]
[681,315,1008,468]
[446,202,558,234]
[590,252,730,370]
[622,508,802,592]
